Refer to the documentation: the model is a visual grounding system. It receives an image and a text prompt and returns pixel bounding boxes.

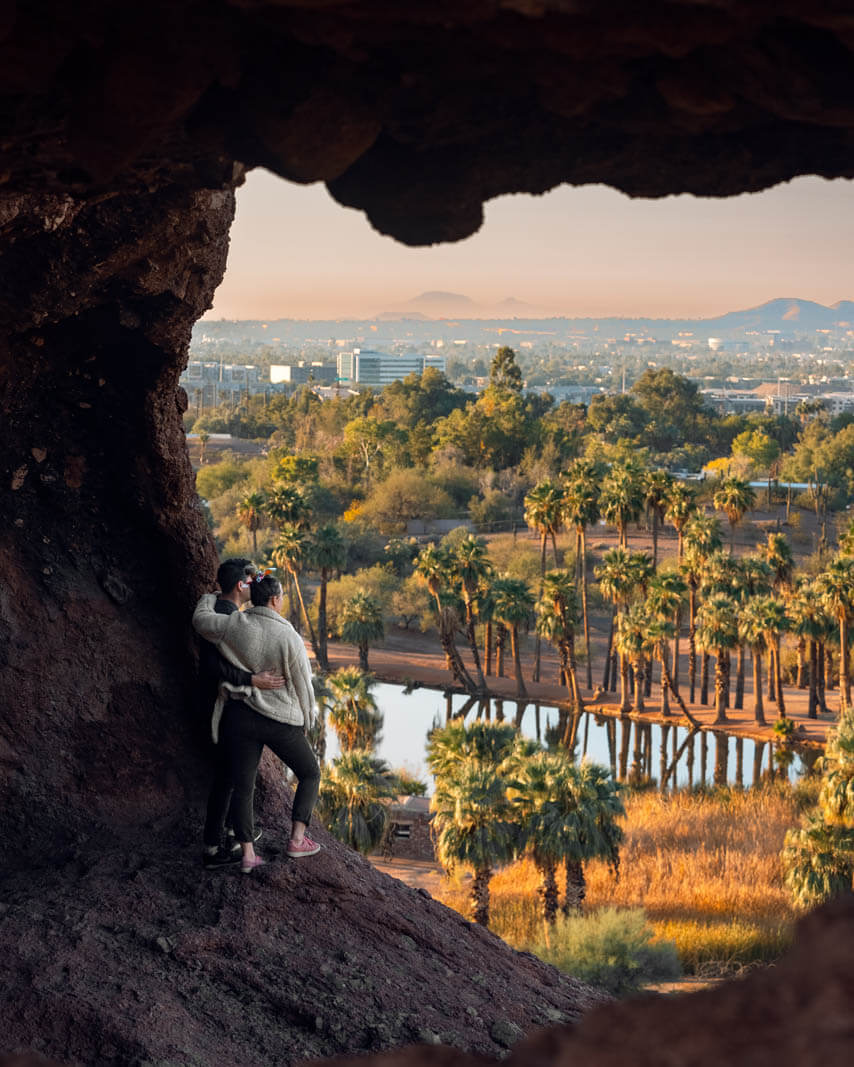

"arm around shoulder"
[192,593,230,642]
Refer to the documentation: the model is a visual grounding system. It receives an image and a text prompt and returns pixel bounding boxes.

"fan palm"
[713,476,756,554]
[596,548,652,713]
[537,570,583,712]
[739,597,772,726]
[339,591,385,670]
[696,593,739,724]
[524,479,565,570]
[681,512,723,702]
[317,750,397,854]
[310,523,346,671]
[265,484,311,530]
[643,469,674,566]
[449,535,491,691]
[615,603,649,713]
[664,483,696,560]
[325,666,383,751]
[272,524,319,656]
[563,459,601,688]
[236,490,267,556]
[599,462,644,548]
[815,557,854,713]
[731,555,773,709]
[789,580,827,719]
[415,544,477,692]
[426,719,531,779]
[431,761,518,926]
[492,576,535,698]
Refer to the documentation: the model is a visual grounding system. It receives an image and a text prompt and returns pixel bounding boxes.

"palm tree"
[525,480,565,683]
[732,556,773,709]
[415,544,477,692]
[696,593,739,724]
[665,483,696,560]
[816,557,854,713]
[431,761,517,926]
[339,591,385,670]
[265,484,311,530]
[537,570,583,712]
[762,531,794,592]
[681,512,723,702]
[789,580,826,719]
[492,577,535,698]
[426,719,530,779]
[739,597,772,726]
[646,572,691,716]
[596,548,652,713]
[563,459,601,688]
[616,603,649,713]
[325,666,383,751]
[713,476,757,554]
[524,479,565,569]
[599,462,644,548]
[198,429,210,465]
[317,750,397,854]
[310,523,346,672]
[561,761,625,914]
[643,469,674,566]
[450,535,491,691]
[236,490,267,556]
[272,524,319,656]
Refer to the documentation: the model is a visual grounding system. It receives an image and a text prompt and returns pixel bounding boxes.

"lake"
[324,683,816,793]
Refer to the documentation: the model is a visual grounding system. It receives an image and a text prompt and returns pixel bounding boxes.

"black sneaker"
[203,846,241,870]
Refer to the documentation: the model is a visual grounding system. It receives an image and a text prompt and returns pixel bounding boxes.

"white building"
[337,349,446,387]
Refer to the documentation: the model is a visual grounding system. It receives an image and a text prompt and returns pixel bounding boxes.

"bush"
[530,908,681,996]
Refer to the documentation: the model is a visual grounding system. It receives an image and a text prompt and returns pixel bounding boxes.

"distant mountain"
[702,298,846,335]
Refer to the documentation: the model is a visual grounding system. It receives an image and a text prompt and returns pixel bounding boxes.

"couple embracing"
[194,559,321,873]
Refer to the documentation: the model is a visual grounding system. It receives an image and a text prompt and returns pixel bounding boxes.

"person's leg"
[202,744,234,850]
[220,701,265,868]
[264,724,321,850]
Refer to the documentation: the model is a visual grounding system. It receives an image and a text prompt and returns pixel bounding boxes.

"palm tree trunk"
[660,654,701,728]
[619,652,631,714]
[293,573,320,661]
[773,637,785,716]
[532,535,547,682]
[496,624,507,678]
[817,641,828,713]
[566,639,584,712]
[652,509,659,566]
[840,615,851,712]
[602,610,615,690]
[808,639,818,719]
[752,647,765,726]
[688,585,697,703]
[714,648,729,724]
[317,570,330,671]
[484,620,493,676]
[796,636,807,688]
[825,644,834,693]
[734,643,745,710]
[539,860,560,925]
[358,643,369,671]
[581,528,593,690]
[465,609,487,692]
[768,646,776,702]
[634,660,645,713]
[672,606,681,695]
[659,649,671,717]
[511,626,527,699]
[472,866,492,926]
[701,651,710,705]
[563,858,586,915]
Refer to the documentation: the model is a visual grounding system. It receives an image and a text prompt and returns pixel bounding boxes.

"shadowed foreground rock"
[0,767,605,1065]
[327,895,854,1067]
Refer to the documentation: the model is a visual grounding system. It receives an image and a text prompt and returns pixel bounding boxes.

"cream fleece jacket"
[192,594,315,742]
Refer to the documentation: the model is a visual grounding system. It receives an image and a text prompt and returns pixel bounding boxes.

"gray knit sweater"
[192,594,315,742]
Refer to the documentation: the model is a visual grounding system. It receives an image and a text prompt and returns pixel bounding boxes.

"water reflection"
[323,683,815,794]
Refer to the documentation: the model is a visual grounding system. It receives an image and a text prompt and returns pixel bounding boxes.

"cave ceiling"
[3,0,854,245]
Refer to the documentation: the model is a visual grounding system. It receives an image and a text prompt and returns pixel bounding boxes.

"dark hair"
[250,574,283,607]
[217,557,254,595]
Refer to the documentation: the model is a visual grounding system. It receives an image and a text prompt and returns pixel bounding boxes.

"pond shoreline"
[322,631,831,750]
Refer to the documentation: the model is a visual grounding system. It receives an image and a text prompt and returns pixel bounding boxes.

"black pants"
[220,699,321,843]
[202,744,238,849]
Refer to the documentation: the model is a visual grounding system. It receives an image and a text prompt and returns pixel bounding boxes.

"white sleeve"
[192,594,230,642]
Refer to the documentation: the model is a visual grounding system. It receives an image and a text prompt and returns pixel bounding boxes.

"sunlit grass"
[436,784,801,975]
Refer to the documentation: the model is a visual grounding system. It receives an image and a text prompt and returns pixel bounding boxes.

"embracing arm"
[192,594,231,642]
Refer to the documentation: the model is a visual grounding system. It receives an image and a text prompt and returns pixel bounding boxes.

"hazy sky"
[208,168,854,321]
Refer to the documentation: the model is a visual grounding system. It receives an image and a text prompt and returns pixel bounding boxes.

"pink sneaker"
[241,855,265,874]
[287,834,321,858]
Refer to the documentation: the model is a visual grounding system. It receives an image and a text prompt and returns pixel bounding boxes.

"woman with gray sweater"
[193,573,321,872]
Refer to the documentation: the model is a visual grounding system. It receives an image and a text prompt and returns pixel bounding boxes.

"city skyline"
[208,169,854,322]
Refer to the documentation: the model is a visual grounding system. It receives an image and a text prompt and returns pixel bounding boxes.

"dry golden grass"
[436,785,802,974]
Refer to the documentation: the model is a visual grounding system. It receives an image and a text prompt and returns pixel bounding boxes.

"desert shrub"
[388,767,428,796]
[531,908,680,996]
